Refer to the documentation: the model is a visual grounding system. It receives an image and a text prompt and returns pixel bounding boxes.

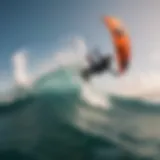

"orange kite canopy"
[103,16,131,74]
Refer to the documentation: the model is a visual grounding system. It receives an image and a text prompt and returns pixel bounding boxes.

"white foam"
[80,82,110,109]
[12,50,31,87]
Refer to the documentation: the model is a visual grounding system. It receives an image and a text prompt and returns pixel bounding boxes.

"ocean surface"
[0,67,160,160]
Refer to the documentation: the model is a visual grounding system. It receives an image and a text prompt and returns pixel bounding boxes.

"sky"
[1,0,160,92]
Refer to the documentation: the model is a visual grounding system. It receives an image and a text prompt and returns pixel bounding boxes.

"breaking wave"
[0,38,160,160]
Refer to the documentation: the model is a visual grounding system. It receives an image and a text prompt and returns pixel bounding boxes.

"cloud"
[148,51,160,64]
[31,37,88,81]
[93,70,160,98]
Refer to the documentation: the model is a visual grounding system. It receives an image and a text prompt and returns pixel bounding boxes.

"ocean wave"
[110,95,160,114]
[0,61,160,159]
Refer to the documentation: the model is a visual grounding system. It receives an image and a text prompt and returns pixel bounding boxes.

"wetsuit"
[81,55,112,81]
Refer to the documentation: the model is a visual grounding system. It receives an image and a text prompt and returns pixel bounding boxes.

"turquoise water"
[0,68,160,160]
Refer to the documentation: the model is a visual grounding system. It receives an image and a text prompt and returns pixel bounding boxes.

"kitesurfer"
[80,48,119,81]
